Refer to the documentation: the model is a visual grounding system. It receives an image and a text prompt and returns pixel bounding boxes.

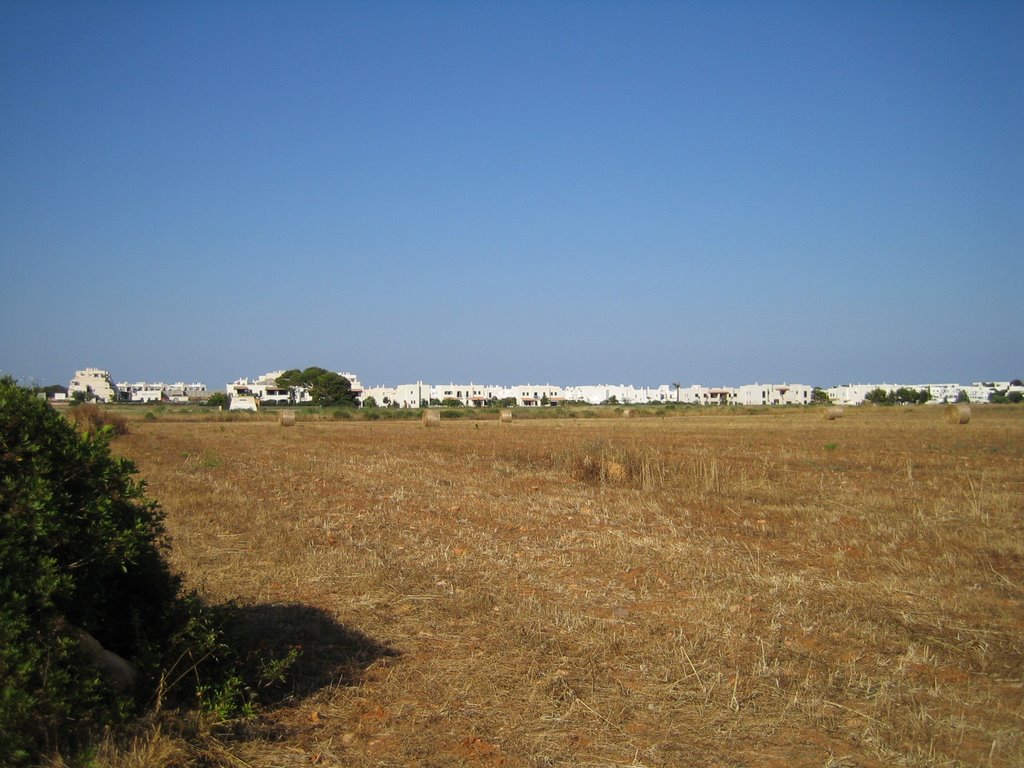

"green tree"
[31,384,67,398]
[206,392,229,408]
[955,390,970,403]
[811,387,831,404]
[276,367,357,407]
[864,387,893,405]
[362,395,378,409]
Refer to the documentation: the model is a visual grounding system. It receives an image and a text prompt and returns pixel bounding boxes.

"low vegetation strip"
[57,407,1024,765]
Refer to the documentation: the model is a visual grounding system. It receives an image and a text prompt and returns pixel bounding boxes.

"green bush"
[205,392,229,408]
[0,378,186,763]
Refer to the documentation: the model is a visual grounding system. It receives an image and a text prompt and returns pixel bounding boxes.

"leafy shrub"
[205,392,229,408]
[0,378,285,764]
[0,378,184,762]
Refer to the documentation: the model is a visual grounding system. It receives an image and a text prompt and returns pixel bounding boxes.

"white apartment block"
[227,371,297,405]
[511,384,564,407]
[825,384,894,406]
[117,381,207,403]
[563,384,650,404]
[732,383,813,406]
[427,382,564,407]
[927,383,995,403]
[925,383,968,403]
[361,381,431,408]
[430,383,510,406]
[68,368,118,403]
[226,370,363,406]
[826,382,1001,405]
[119,384,163,403]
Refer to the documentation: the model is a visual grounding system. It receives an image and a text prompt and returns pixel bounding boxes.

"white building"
[117,381,207,404]
[227,370,363,406]
[732,383,813,406]
[119,383,163,403]
[227,374,297,405]
[68,369,118,403]
[825,384,892,406]
[511,384,565,407]
[825,382,999,405]
[361,381,432,408]
[563,384,645,404]
[229,394,259,412]
[432,383,488,406]
[429,383,519,406]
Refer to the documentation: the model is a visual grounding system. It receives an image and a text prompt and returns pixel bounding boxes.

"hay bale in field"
[423,409,441,427]
[279,411,296,427]
[604,460,626,482]
[500,409,513,423]
[945,403,971,425]
[824,406,844,421]
[622,409,635,418]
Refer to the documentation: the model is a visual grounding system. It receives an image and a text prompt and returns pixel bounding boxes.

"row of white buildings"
[65,368,208,404]
[316,379,1023,408]
[822,382,1017,406]
[225,371,365,410]
[358,381,817,408]
[64,368,1020,408]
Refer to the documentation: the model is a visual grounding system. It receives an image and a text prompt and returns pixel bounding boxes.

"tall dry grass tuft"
[66,402,129,436]
[557,440,669,489]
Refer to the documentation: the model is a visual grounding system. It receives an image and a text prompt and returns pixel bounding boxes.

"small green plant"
[825,442,838,451]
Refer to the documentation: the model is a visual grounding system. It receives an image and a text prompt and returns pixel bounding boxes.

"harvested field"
[113,406,1024,767]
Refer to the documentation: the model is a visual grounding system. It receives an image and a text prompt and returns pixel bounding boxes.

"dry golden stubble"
[103,407,1024,768]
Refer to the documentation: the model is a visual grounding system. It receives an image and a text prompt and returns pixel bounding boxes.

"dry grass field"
[106,406,1024,767]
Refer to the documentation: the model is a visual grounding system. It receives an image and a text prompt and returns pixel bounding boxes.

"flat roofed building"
[69,368,118,403]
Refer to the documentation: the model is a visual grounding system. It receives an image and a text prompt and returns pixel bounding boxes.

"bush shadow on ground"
[222,602,398,707]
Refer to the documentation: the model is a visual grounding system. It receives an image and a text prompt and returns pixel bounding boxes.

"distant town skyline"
[2,3,1021,390]
[8,364,1019,395]
[58,366,1023,409]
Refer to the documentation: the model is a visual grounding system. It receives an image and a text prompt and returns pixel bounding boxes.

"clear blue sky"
[2,1,1021,389]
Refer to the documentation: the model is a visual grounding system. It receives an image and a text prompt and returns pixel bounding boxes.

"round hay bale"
[945,403,971,425]
[279,411,296,427]
[423,409,441,427]
[604,461,626,482]
[622,409,635,418]
[499,409,513,423]
[823,406,844,421]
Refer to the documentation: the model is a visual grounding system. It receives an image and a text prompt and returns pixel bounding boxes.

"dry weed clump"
[66,402,129,435]
[558,440,669,489]
[105,408,1024,768]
